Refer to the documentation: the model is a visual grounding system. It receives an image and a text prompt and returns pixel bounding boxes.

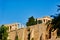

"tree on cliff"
[26,16,36,26]
[51,14,60,36]
[0,25,8,40]
[50,5,60,36]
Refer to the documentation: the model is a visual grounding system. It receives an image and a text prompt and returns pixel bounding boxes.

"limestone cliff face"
[7,24,49,40]
[8,28,28,40]
[7,23,58,40]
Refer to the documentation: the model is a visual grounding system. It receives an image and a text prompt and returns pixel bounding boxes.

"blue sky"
[0,0,60,25]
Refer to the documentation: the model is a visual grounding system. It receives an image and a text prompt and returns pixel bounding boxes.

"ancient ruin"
[4,16,60,40]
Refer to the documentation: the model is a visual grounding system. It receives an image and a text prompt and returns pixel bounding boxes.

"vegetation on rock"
[26,16,37,26]
[0,25,8,40]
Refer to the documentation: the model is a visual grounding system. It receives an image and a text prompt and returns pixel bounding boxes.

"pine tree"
[26,16,36,26]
